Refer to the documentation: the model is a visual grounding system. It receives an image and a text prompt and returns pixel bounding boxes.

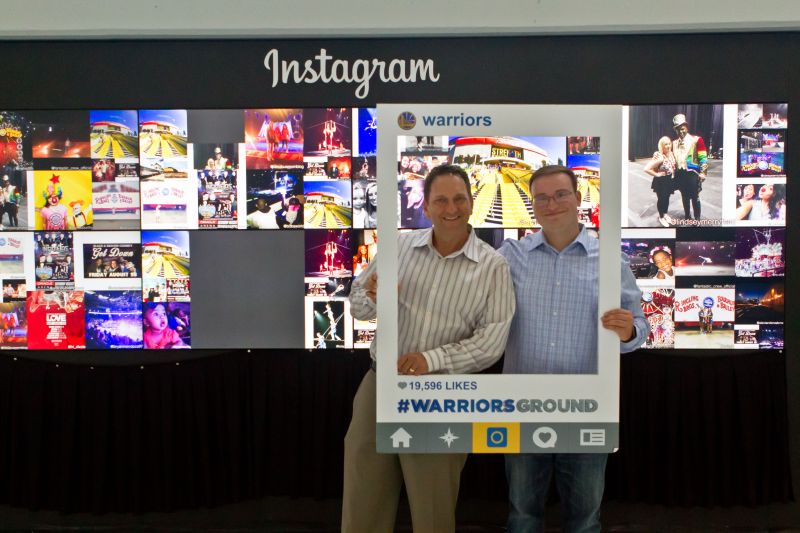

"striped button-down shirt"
[498,226,647,374]
[350,228,515,374]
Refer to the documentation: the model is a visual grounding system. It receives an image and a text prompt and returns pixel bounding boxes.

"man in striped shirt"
[342,164,515,533]
[499,165,647,533]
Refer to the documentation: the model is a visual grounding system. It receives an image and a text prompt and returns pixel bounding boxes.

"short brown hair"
[529,165,578,192]
[424,164,471,201]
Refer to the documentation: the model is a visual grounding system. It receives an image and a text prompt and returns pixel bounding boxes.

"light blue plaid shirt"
[498,226,647,374]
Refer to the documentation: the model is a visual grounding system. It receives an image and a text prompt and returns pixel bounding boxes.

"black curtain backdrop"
[628,105,725,160]
[0,349,791,513]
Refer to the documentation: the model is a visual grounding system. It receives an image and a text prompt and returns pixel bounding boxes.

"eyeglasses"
[532,189,575,207]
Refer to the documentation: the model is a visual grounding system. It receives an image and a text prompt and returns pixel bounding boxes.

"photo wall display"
[623,103,787,350]
[0,107,379,350]
[0,229,191,350]
[0,104,786,351]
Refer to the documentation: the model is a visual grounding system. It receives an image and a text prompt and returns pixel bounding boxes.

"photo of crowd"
[85,290,143,349]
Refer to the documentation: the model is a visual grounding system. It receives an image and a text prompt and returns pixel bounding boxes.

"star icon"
[439,428,459,448]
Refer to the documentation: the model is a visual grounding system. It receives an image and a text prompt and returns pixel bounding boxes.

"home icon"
[390,427,412,448]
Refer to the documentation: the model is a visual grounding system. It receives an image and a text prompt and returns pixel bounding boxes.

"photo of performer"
[675,231,736,276]
[755,323,784,349]
[35,171,93,230]
[739,103,789,129]
[671,113,707,220]
[352,243,370,276]
[304,229,353,281]
[354,156,376,179]
[324,302,342,341]
[0,301,26,348]
[351,229,377,278]
[304,108,352,156]
[30,110,91,158]
[92,159,116,182]
[627,105,723,226]
[40,177,68,230]
[323,240,338,273]
[735,227,784,277]
[355,108,377,156]
[314,332,326,349]
[735,183,786,222]
[642,136,676,226]
[244,109,304,168]
[312,299,345,348]
[326,156,351,180]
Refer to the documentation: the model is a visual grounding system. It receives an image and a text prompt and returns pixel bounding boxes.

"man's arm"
[617,253,648,352]
[418,257,515,374]
[349,258,377,321]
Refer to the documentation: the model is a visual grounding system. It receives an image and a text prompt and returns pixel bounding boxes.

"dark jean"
[505,453,608,533]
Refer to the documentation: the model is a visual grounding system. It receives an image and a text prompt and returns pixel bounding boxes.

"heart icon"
[397,382,407,389]
[532,426,557,448]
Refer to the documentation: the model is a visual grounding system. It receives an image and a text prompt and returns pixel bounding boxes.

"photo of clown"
[33,170,93,230]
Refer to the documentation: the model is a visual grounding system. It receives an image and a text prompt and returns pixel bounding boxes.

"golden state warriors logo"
[397,112,416,130]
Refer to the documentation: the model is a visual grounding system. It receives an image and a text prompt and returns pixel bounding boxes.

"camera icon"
[486,427,508,448]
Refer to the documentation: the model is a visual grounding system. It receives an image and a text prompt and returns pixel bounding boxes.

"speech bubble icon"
[532,426,557,448]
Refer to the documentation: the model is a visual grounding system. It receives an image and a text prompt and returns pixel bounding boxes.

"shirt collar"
[523,224,590,253]
[410,227,480,263]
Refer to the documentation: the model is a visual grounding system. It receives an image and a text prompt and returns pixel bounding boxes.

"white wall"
[2,0,800,39]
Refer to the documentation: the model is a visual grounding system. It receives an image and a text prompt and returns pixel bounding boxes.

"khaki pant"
[342,370,467,533]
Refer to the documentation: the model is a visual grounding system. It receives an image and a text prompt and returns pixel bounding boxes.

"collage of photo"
[623,103,787,349]
[0,107,380,350]
[0,230,190,350]
[0,104,786,351]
